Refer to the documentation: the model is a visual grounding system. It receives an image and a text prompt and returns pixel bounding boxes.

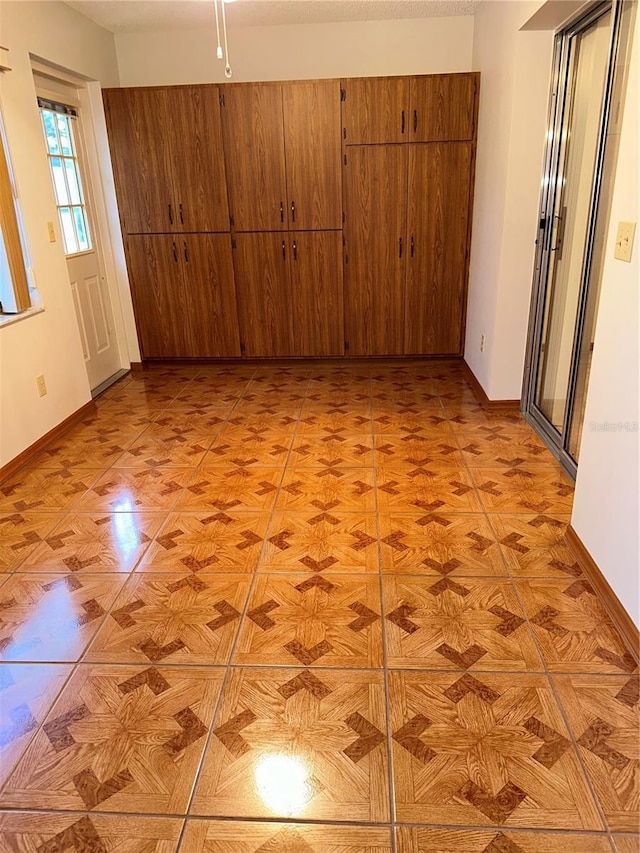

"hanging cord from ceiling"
[213,0,233,79]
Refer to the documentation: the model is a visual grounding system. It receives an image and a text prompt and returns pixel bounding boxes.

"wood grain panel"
[180,234,241,356]
[405,142,473,355]
[103,88,175,234]
[344,145,407,355]
[290,231,344,356]
[168,86,230,232]
[342,77,409,145]
[125,234,189,357]
[221,83,288,232]
[410,73,478,142]
[283,80,342,230]
[233,232,294,356]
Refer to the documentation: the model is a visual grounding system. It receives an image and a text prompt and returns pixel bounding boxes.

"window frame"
[0,110,31,312]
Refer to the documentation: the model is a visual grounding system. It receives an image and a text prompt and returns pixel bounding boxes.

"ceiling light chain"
[213,0,233,79]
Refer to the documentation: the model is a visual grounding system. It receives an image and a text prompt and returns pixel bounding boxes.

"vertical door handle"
[293,239,297,260]
[401,110,405,134]
[399,237,403,258]
[410,235,415,258]
[179,203,184,225]
[183,241,189,262]
[413,109,417,133]
[280,201,284,223]
[172,241,178,262]
[168,203,173,225]
[282,239,286,260]
[291,200,296,222]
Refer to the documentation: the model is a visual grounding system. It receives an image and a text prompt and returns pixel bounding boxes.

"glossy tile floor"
[0,361,637,852]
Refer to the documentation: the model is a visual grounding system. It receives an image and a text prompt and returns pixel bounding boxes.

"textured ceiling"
[64,0,481,33]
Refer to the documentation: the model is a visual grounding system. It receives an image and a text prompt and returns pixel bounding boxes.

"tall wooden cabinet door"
[341,77,409,144]
[410,74,477,142]
[291,232,343,356]
[167,86,230,233]
[180,235,241,357]
[405,143,473,355]
[221,84,288,231]
[103,88,175,234]
[283,81,342,231]
[233,233,294,356]
[125,235,189,357]
[344,146,407,355]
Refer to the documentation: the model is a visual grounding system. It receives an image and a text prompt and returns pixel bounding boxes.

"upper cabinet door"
[167,86,230,233]
[341,77,409,145]
[344,145,408,355]
[282,80,342,231]
[405,142,473,355]
[103,88,175,234]
[410,73,478,142]
[221,83,288,231]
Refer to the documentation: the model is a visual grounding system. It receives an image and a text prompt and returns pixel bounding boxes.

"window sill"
[0,305,45,328]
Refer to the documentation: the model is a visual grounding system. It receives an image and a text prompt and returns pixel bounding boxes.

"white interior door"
[38,90,121,391]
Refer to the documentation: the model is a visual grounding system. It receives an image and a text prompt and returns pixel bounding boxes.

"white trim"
[0,305,45,328]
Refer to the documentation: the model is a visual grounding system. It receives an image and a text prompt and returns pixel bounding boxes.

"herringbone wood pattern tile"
[0,362,634,849]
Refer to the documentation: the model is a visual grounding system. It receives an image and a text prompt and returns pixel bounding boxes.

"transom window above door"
[39,101,92,255]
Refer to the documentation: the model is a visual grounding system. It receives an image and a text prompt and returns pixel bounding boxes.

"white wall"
[0,0,119,466]
[464,0,553,400]
[115,17,474,86]
[572,12,639,626]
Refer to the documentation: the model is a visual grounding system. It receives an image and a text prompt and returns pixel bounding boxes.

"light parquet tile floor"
[0,362,636,852]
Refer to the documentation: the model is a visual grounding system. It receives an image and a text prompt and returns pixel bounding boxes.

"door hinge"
[340,88,346,101]
[240,342,245,353]
[345,254,349,265]
[343,127,347,140]
[344,341,349,352]
[230,214,234,227]
[343,154,347,166]
[231,238,237,249]
[219,93,225,106]
[342,211,345,225]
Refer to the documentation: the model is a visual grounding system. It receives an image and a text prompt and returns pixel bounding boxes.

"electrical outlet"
[480,334,485,353]
[47,221,56,243]
[36,375,47,397]
[614,220,635,262]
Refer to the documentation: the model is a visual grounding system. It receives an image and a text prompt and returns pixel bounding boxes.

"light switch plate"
[47,221,56,243]
[614,220,635,262]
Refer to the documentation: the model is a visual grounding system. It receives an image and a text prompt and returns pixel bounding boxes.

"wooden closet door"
[405,143,473,355]
[341,77,409,144]
[125,235,189,357]
[344,146,408,355]
[283,80,342,230]
[168,86,230,233]
[180,234,241,356]
[291,232,343,356]
[221,84,288,231]
[103,88,175,234]
[410,74,477,142]
[233,233,294,356]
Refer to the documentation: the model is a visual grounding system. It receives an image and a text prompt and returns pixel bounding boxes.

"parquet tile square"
[389,670,603,829]
[204,435,293,467]
[296,411,373,435]
[18,512,164,574]
[0,813,184,853]
[219,412,300,436]
[277,467,376,512]
[0,663,71,785]
[516,580,637,674]
[376,467,483,512]
[177,467,283,512]
[0,511,65,572]
[0,467,102,513]
[74,467,193,512]
[383,576,541,670]
[469,468,575,514]
[149,409,230,434]
[374,435,466,468]
[379,513,507,576]
[490,514,581,578]
[371,411,454,436]
[0,573,125,661]
[554,675,640,832]
[456,432,558,468]
[395,827,612,852]
[0,664,223,812]
[86,572,250,664]
[234,573,383,667]
[191,667,389,822]
[139,511,270,573]
[116,436,213,468]
[261,512,379,574]
[36,437,136,469]
[612,836,640,852]
[290,436,375,468]
[181,820,392,852]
